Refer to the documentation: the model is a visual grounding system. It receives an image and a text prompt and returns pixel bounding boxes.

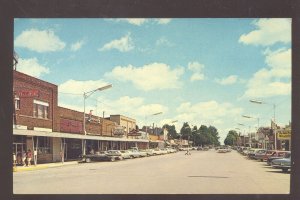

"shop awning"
[13,128,149,143]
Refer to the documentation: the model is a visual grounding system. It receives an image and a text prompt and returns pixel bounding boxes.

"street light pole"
[82,84,112,155]
[250,99,277,150]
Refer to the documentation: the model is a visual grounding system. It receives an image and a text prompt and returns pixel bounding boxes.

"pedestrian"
[22,151,27,167]
[26,149,32,167]
[13,153,16,166]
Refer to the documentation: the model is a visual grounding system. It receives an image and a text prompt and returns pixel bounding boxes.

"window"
[15,97,20,110]
[33,100,49,119]
[37,137,51,154]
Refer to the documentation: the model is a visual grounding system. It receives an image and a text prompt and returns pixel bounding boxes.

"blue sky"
[14,18,291,143]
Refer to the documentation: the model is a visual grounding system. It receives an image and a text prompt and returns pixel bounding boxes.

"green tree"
[224,130,238,146]
[162,124,179,139]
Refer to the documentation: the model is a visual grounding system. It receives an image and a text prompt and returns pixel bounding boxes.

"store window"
[37,137,51,154]
[15,97,20,110]
[33,100,49,119]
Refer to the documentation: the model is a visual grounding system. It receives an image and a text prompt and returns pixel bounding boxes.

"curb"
[14,161,79,172]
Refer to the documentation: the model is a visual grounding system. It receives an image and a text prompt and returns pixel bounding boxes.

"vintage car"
[79,151,119,162]
[119,150,132,159]
[271,154,291,172]
[267,151,291,166]
[248,149,265,159]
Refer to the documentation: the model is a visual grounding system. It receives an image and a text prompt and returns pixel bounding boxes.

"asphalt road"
[13,150,290,194]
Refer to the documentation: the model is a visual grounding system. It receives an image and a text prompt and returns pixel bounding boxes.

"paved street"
[13,150,290,194]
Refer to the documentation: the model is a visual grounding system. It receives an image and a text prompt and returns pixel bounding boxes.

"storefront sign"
[127,129,141,136]
[113,125,125,136]
[277,132,291,140]
[16,90,39,97]
[60,119,83,133]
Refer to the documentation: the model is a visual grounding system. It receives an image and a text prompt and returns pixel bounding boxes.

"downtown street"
[13,149,290,194]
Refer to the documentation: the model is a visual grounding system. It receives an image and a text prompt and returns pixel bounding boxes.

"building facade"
[13,70,149,164]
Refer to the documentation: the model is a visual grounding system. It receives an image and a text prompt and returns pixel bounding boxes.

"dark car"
[79,151,119,162]
[271,154,291,172]
[267,151,291,166]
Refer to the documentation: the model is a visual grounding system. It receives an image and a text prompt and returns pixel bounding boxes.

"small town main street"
[13,150,290,194]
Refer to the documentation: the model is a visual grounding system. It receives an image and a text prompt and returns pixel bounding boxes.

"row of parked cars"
[236,146,291,172]
[79,147,178,163]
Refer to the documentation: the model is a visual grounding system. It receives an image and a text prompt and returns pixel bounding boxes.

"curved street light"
[249,99,277,150]
[82,84,112,155]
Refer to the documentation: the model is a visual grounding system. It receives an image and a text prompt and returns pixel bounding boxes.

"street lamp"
[82,84,112,155]
[145,112,163,135]
[238,123,252,148]
[250,99,277,150]
[242,115,260,130]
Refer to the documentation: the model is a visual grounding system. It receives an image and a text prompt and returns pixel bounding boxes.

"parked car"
[271,153,291,172]
[254,149,269,161]
[106,150,124,160]
[79,151,118,162]
[153,149,163,155]
[267,151,291,166]
[248,149,265,159]
[141,149,155,156]
[128,149,142,158]
[197,147,203,151]
[120,150,132,159]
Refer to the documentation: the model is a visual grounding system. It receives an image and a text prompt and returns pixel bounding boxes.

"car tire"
[130,155,134,159]
[85,158,91,163]
[110,157,115,162]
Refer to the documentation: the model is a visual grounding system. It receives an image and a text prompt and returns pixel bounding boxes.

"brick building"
[13,70,149,164]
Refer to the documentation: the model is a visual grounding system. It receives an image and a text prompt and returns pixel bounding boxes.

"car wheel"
[130,155,134,159]
[85,158,91,163]
[110,157,116,162]
[260,159,263,162]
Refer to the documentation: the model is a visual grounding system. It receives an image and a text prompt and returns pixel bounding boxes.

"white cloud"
[17,58,50,78]
[15,29,66,52]
[58,79,111,95]
[155,18,172,24]
[105,63,184,91]
[239,18,291,46]
[188,62,205,81]
[111,18,171,26]
[113,18,148,26]
[173,100,243,133]
[99,33,134,52]
[70,40,85,51]
[215,75,238,85]
[156,37,174,47]
[243,48,291,98]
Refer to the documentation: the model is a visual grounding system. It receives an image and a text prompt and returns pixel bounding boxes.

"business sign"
[127,129,141,136]
[277,132,291,140]
[113,125,125,136]
[16,90,39,98]
[60,119,83,134]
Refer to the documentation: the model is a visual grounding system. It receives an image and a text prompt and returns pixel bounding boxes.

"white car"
[120,150,132,159]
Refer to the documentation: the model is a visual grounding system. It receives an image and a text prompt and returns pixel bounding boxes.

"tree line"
[162,122,221,146]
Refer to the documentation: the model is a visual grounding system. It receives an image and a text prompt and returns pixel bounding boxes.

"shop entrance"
[13,143,26,165]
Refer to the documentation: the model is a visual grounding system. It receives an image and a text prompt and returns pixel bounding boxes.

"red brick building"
[13,70,149,164]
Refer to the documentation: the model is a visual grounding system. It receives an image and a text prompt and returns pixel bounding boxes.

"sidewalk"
[13,161,79,172]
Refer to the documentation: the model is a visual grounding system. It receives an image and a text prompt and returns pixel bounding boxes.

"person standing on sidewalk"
[26,149,32,167]
[22,151,27,167]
